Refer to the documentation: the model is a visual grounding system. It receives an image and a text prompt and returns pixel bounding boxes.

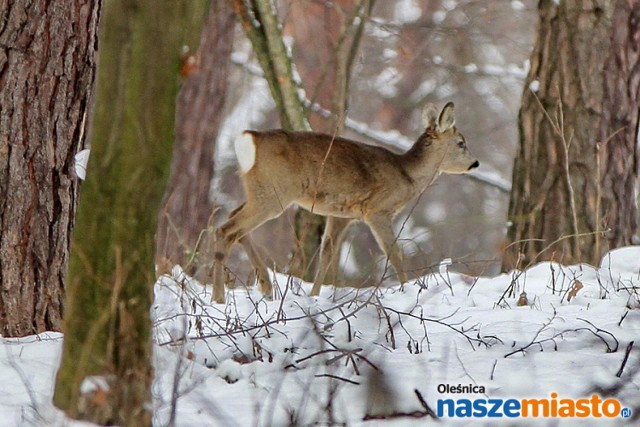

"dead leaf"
[91,387,109,407]
[233,354,253,364]
[517,292,529,306]
[567,280,584,302]
[179,53,198,78]
[461,274,476,285]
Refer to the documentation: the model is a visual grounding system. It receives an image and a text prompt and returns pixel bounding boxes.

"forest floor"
[1,247,639,426]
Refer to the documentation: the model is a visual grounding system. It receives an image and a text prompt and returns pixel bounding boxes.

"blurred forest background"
[206,0,535,285]
[2,1,637,422]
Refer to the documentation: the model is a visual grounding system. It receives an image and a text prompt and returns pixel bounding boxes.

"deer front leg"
[311,216,354,296]
[365,214,408,284]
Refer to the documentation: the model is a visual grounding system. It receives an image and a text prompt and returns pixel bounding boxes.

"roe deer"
[211,102,479,302]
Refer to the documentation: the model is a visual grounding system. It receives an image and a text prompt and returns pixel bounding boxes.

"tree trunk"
[53,1,207,425]
[504,0,639,270]
[234,0,372,282]
[156,1,235,274]
[288,0,373,282]
[599,1,640,252]
[234,0,324,280]
[0,1,101,337]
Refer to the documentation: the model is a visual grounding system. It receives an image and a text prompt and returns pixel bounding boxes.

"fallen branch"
[616,341,634,378]
[363,389,438,421]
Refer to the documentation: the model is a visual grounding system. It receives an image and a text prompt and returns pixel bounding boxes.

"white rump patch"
[234,132,256,174]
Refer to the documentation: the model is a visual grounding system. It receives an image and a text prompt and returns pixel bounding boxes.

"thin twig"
[616,341,634,378]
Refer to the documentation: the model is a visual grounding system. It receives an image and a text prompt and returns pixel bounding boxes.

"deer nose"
[468,160,480,170]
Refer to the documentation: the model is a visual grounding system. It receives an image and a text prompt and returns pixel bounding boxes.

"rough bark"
[599,1,640,252]
[0,1,101,337]
[53,1,207,424]
[504,0,639,270]
[156,1,235,273]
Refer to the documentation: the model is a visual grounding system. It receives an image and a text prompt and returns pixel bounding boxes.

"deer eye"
[457,140,465,148]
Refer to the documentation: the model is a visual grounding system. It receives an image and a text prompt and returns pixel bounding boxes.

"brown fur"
[210,102,479,302]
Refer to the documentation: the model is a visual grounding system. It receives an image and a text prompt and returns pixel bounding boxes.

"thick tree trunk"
[156,1,235,273]
[53,1,207,424]
[504,0,639,270]
[0,1,100,337]
[599,1,640,252]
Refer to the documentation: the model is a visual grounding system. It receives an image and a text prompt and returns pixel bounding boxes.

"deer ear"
[438,102,455,131]
[422,103,438,128]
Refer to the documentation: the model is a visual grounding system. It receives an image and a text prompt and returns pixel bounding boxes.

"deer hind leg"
[239,235,272,297]
[211,201,282,302]
[311,216,354,296]
[365,214,408,284]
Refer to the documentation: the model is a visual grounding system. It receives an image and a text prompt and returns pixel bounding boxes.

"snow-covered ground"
[1,247,639,426]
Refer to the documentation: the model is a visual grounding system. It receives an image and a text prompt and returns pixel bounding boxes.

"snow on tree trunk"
[0,1,100,337]
[504,0,639,270]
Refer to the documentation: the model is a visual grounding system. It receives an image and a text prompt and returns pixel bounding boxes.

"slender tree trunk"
[504,0,639,270]
[0,1,101,337]
[156,1,235,274]
[234,0,372,281]
[288,0,373,282]
[233,0,323,280]
[53,1,207,424]
[234,0,308,131]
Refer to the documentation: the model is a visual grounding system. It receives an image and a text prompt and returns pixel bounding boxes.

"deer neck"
[400,130,445,190]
